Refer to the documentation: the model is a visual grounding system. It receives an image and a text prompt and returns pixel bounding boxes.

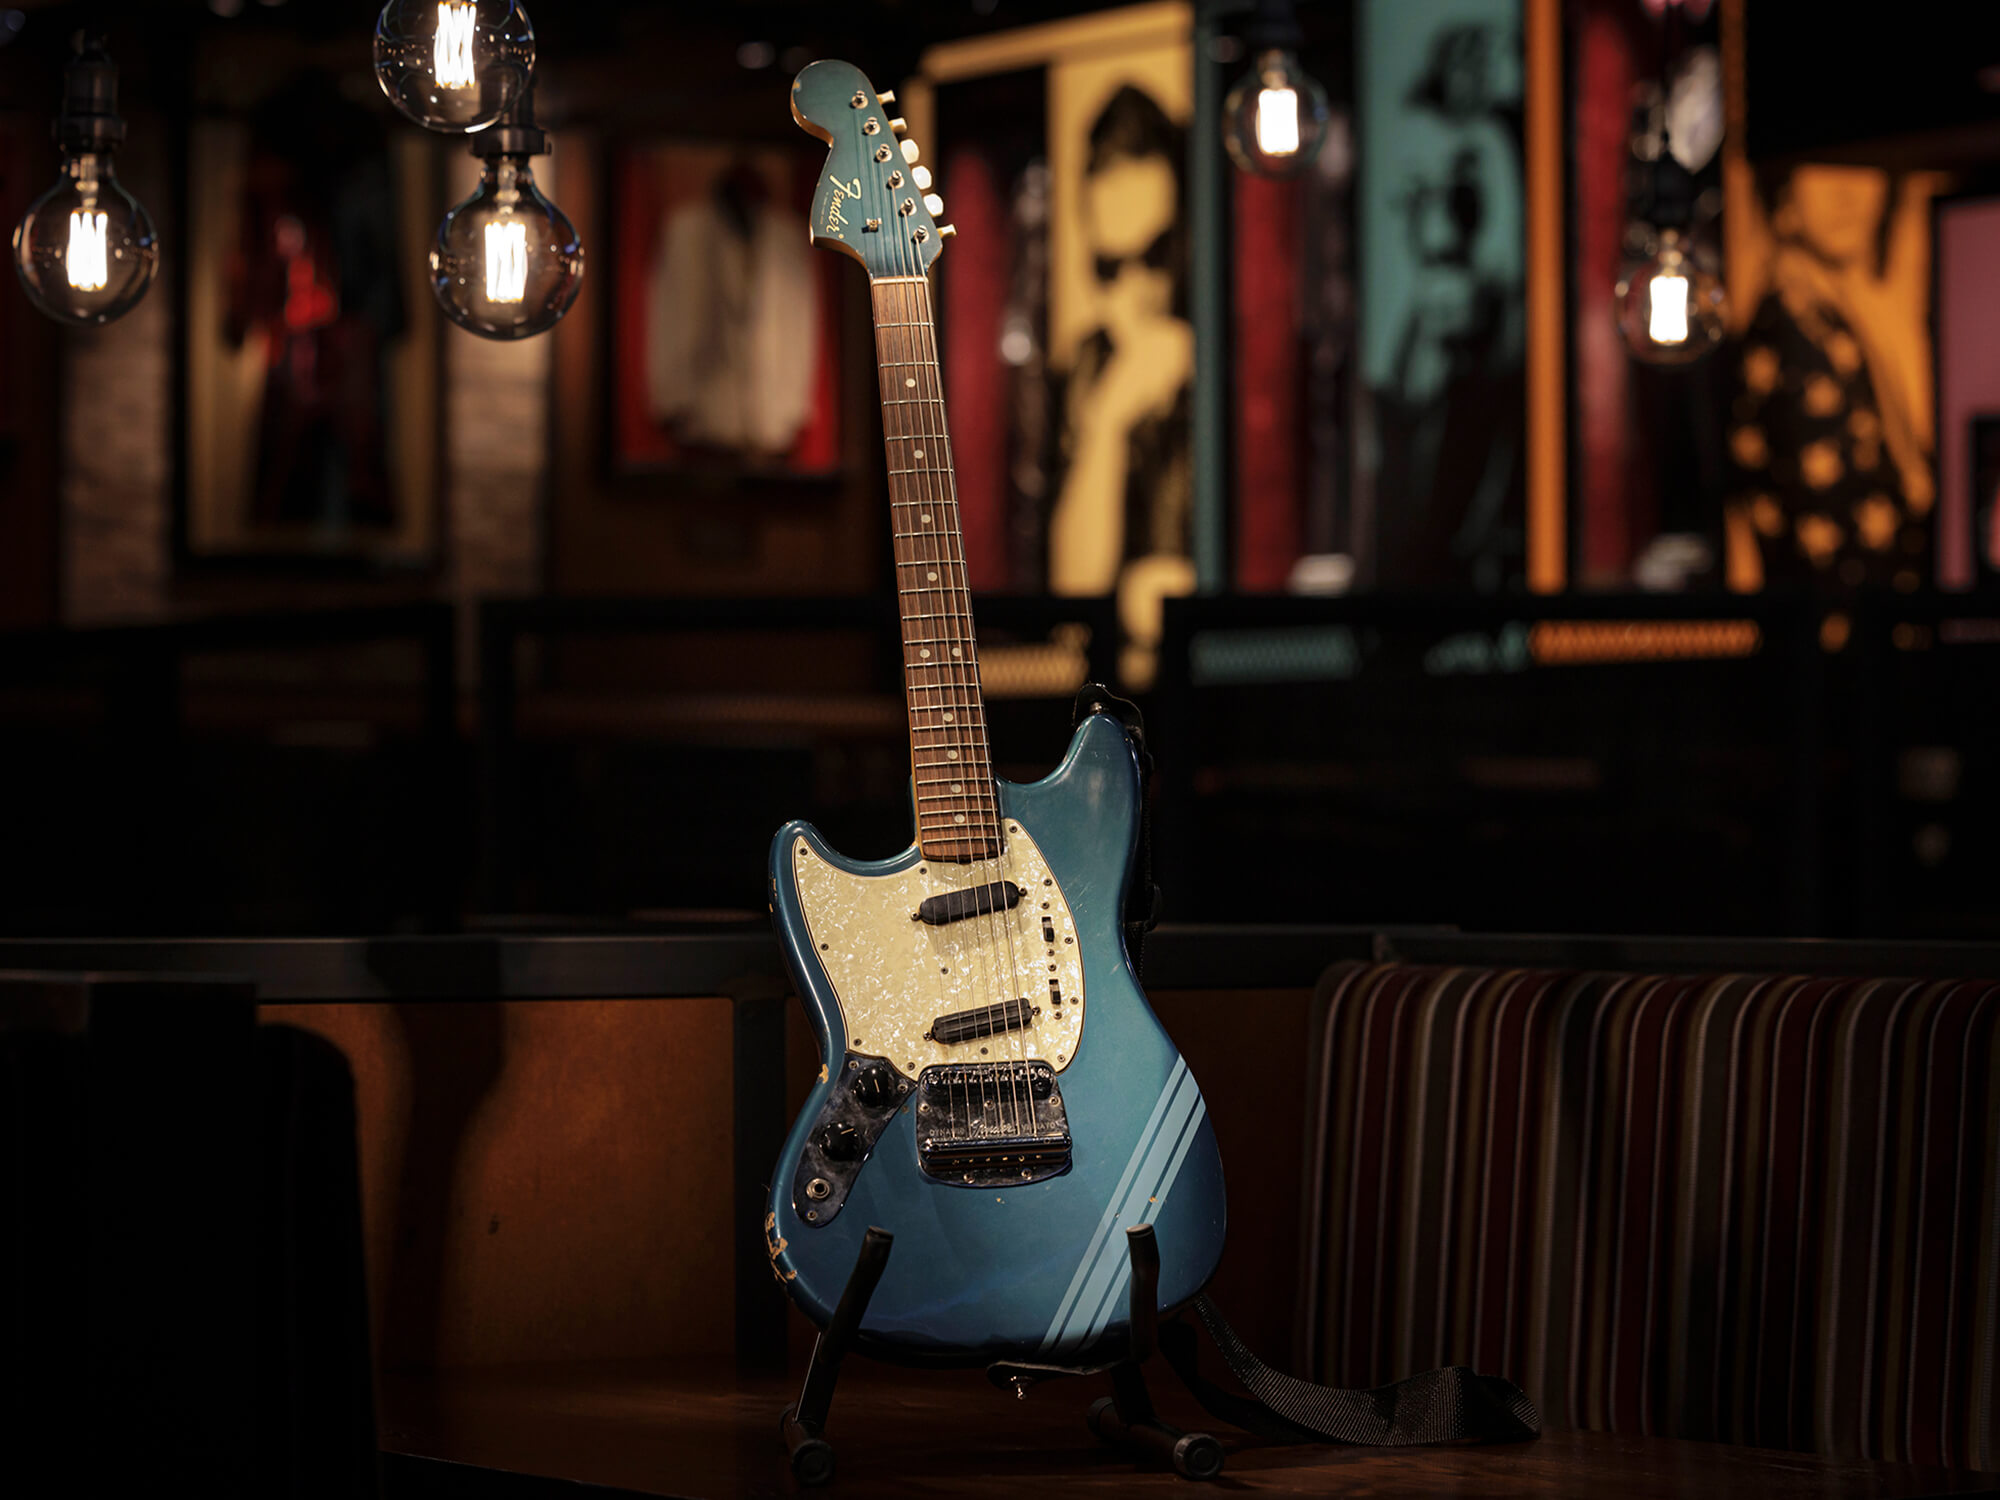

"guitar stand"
[779,1224,1222,1486]
[781,1225,893,1487]
[990,1225,1225,1482]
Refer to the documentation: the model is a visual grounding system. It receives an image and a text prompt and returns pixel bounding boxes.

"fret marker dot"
[948,750,959,760]
[920,648,930,659]
[943,711,954,722]
[954,813,966,824]
[927,570,937,581]
[951,783,963,793]
[905,377,917,388]
[921,515,932,524]
[952,647,963,658]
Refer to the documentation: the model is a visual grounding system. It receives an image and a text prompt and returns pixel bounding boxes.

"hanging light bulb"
[1221,0,1330,178]
[11,29,158,327]
[1615,227,1724,363]
[430,84,582,339]
[374,0,535,134]
[1614,114,1726,366]
[1616,11,1726,366]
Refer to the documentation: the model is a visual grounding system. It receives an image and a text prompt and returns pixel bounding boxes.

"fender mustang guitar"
[764,60,1226,1366]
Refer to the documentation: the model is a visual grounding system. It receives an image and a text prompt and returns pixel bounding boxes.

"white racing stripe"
[1039,1056,1205,1355]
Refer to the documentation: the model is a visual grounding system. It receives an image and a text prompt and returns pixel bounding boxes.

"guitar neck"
[870,275,996,864]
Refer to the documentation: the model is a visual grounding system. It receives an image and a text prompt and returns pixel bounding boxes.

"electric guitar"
[764,60,1226,1365]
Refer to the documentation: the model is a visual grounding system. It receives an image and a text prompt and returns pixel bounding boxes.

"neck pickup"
[928,996,1033,1046]
[914,880,1021,927]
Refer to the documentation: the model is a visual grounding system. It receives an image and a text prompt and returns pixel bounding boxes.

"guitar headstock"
[791,58,952,280]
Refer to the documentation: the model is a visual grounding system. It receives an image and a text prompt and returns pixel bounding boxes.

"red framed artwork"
[609,143,844,478]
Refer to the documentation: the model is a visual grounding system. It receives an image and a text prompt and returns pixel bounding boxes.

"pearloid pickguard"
[791,826,1085,1080]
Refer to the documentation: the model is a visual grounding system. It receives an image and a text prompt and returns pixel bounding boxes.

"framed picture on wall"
[606,142,844,480]
[1934,191,2000,587]
[181,79,444,567]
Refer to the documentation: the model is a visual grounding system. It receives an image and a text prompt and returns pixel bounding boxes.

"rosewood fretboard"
[871,275,997,864]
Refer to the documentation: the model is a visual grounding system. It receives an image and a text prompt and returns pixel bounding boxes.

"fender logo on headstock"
[825,176,863,235]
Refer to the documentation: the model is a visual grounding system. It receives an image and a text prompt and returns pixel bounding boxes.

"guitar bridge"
[916,1061,1071,1186]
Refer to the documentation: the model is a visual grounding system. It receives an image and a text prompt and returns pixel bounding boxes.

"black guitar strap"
[1072,683,1161,979]
[1159,1296,1542,1446]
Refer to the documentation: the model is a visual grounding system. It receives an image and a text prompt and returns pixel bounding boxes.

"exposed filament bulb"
[1647,271,1690,345]
[434,1,477,89]
[66,209,109,291]
[1255,86,1301,156]
[484,217,528,303]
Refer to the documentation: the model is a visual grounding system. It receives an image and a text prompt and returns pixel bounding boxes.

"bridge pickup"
[916,1060,1071,1186]
[928,997,1032,1045]
[914,880,1022,927]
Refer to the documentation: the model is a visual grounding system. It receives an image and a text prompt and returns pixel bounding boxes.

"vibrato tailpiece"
[916,1060,1071,1186]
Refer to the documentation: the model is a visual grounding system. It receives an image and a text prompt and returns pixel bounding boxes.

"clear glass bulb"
[1223,49,1330,179]
[374,0,535,134]
[1614,229,1726,365]
[430,156,582,339]
[11,152,158,326]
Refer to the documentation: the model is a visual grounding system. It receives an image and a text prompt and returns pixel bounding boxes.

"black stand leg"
[781,1226,893,1487]
[1083,1226,1224,1480]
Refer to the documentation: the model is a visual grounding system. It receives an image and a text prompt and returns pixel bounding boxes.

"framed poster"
[1354,0,1527,592]
[182,82,443,566]
[909,2,1194,684]
[1934,192,2000,587]
[606,143,843,480]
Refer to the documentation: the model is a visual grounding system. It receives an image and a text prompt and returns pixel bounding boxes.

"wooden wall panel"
[271,985,1313,1376]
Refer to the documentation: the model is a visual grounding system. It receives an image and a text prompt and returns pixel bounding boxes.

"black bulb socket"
[470,77,547,161]
[55,28,126,156]
[1245,0,1305,52]
[1648,152,1696,236]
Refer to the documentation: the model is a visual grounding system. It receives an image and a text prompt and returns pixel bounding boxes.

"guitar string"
[867,152,961,1140]
[909,272,1032,1144]
[904,268,1019,1143]
[886,205,1013,1142]
[893,258,1009,1140]
[893,272,995,1143]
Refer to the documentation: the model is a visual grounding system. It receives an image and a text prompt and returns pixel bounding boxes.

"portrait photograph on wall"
[183,77,443,566]
[607,143,844,480]
[1355,0,1525,593]
[918,2,1194,684]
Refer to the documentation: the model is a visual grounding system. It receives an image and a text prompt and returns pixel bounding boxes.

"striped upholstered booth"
[1299,962,1998,1470]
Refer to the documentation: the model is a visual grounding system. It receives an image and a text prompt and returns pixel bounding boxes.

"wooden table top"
[378,1360,2000,1499]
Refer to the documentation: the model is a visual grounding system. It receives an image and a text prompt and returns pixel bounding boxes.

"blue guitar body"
[765,711,1227,1365]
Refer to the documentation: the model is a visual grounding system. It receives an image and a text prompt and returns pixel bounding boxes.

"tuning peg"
[889,117,908,134]
[900,138,920,163]
[937,224,956,238]
[912,165,933,190]
[923,193,944,216]
[878,89,897,105]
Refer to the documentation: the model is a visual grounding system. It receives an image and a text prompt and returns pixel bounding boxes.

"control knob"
[850,1060,898,1108]
[816,1121,863,1161]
